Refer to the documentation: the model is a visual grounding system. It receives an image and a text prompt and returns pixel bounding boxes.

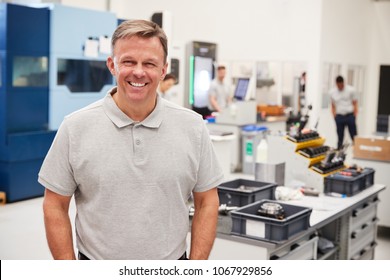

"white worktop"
[282,184,385,228]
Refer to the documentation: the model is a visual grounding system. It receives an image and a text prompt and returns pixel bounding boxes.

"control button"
[135,139,141,145]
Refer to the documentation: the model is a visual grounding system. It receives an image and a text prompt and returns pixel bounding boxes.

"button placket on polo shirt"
[132,123,144,164]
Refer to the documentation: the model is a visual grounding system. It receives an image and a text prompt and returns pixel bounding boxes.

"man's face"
[217,68,226,81]
[107,36,167,106]
[336,81,344,91]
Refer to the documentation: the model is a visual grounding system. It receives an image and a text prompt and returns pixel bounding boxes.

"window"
[13,56,48,87]
[57,59,112,93]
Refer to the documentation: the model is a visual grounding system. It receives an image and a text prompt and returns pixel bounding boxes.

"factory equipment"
[215,100,257,125]
[268,106,346,193]
[185,41,217,117]
[257,201,286,220]
[0,3,55,202]
[0,3,117,202]
[215,77,257,125]
[47,4,117,130]
[151,12,184,107]
[151,11,173,72]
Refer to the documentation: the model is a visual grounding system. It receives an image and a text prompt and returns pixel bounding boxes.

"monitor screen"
[234,78,250,100]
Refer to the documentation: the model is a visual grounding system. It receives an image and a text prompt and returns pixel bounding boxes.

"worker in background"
[300,71,306,94]
[299,71,306,112]
[39,19,223,260]
[157,73,177,101]
[330,75,358,149]
[207,65,231,113]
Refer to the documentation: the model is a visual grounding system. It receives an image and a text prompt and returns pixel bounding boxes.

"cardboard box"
[257,104,285,116]
[354,136,390,162]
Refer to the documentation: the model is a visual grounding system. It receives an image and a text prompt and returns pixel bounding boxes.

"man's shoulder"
[64,98,104,122]
[329,87,338,97]
[345,85,356,92]
[163,100,203,122]
[209,79,220,88]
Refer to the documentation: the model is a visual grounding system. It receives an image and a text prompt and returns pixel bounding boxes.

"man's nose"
[133,64,145,77]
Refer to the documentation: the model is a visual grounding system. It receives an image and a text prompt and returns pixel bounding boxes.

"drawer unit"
[351,196,379,231]
[270,235,318,260]
[350,242,377,260]
[349,220,377,258]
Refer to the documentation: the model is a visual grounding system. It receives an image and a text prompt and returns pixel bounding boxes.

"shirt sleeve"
[38,120,77,196]
[329,88,335,102]
[208,81,217,98]
[193,121,225,192]
[350,86,358,101]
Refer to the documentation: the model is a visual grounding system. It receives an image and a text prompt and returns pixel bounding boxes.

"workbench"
[206,183,385,260]
[351,158,390,228]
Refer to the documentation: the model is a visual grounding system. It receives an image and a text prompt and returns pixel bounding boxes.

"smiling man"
[39,20,223,260]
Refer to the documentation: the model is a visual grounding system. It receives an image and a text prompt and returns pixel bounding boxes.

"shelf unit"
[267,134,344,192]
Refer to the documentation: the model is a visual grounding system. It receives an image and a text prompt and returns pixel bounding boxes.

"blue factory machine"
[47,4,117,130]
[0,3,117,202]
[0,3,55,203]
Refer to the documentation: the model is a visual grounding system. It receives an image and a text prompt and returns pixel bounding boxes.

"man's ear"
[161,62,168,80]
[106,56,116,76]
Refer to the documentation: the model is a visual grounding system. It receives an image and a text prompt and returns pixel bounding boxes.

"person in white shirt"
[330,75,358,149]
[207,65,231,113]
[157,73,177,101]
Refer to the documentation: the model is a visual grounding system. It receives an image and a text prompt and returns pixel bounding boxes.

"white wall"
[366,2,390,135]
[318,0,373,148]
[110,0,322,61]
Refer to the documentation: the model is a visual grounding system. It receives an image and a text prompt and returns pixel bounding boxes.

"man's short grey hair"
[111,19,168,63]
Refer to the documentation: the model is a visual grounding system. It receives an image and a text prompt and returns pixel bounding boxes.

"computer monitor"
[233,78,250,101]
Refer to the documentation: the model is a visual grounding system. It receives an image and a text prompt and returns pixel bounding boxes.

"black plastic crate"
[217,179,277,207]
[360,168,375,190]
[324,170,365,196]
[230,199,312,242]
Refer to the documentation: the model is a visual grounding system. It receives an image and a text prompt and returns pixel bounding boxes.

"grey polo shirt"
[38,88,224,260]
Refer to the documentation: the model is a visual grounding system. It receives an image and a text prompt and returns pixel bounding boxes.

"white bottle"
[256,138,268,163]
